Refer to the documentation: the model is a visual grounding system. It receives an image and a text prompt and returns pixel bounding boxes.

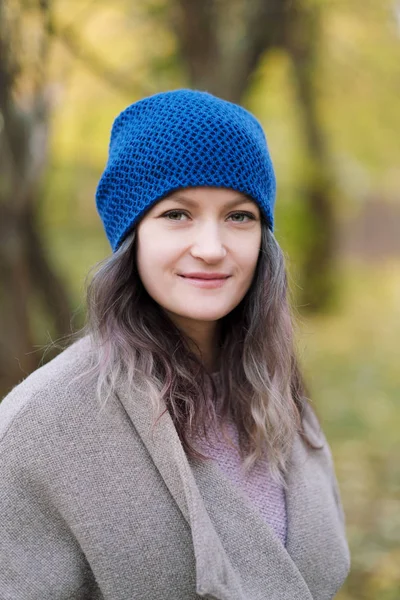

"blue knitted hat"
[96,89,276,251]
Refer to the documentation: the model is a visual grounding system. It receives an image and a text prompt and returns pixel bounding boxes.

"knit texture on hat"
[96,89,276,251]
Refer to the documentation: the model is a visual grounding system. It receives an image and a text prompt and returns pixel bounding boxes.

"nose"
[189,221,227,261]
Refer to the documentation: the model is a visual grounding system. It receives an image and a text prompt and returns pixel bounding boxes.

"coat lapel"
[116,379,246,600]
[115,380,349,600]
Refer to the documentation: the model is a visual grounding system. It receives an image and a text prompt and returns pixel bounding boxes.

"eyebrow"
[163,193,257,209]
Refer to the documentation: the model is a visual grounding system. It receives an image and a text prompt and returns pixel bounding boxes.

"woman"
[0,89,350,599]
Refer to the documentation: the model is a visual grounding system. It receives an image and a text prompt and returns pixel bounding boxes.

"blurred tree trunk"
[171,0,289,103]
[171,0,337,312]
[0,0,71,396]
[286,2,338,311]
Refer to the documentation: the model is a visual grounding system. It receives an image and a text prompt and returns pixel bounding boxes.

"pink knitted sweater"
[193,377,287,547]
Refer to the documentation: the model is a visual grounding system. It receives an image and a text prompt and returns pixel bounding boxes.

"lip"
[179,273,231,280]
[178,274,231,289]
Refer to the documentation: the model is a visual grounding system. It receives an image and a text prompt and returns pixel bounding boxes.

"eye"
[228,212,256,222]
[161,210,188,221]
[160,210,257,222]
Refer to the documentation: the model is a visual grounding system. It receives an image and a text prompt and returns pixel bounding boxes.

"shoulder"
[300,399,328,448]
[298,399,347,525]
[298,399,337,482]
[0,335,96,445]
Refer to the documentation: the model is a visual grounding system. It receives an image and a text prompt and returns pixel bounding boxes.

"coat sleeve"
[0,416,100,599]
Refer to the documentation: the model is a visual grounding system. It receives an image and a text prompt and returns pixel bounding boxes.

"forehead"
[159,187,259,208]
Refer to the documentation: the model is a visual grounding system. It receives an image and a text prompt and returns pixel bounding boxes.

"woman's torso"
[0,337,350,600]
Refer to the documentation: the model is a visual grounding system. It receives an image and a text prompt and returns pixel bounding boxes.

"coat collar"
[115,378,350,600]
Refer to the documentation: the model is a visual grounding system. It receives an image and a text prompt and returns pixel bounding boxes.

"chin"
[174,308,233,322]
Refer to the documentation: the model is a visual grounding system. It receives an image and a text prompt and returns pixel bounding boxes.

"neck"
[166,313,221,372]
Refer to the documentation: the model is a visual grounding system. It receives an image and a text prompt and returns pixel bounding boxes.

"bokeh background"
[1,1,399,597]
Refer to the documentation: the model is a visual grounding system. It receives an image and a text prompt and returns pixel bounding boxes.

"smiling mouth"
[178,274,231,280]
[177,275,230,288]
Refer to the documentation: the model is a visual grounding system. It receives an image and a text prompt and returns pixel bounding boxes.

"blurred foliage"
[297,262,400,599]
[5,0,400,596]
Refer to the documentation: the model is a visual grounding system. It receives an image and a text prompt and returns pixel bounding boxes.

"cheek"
[136,236,178,297]
[136,244,162,284]
[239,240,261,277]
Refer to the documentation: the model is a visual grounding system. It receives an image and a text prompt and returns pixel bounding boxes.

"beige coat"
[0,337,350,599]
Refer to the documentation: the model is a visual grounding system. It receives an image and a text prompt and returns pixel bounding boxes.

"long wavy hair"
[76,220,321,488]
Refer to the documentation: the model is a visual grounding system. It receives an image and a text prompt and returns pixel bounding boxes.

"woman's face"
[135,187,262,329]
